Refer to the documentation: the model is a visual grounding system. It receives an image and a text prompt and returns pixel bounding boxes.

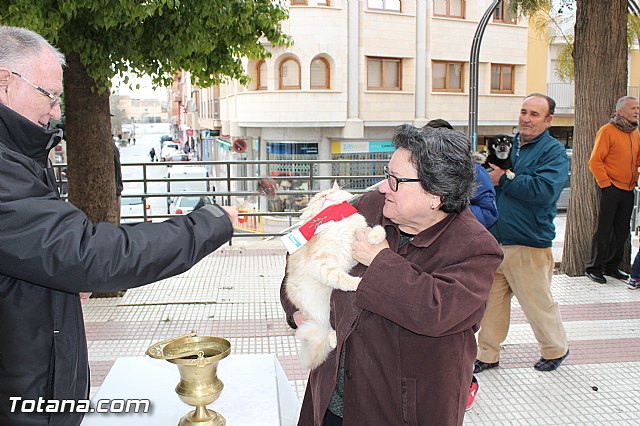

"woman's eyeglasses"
[384,166,421,192]
[12,71,62,108]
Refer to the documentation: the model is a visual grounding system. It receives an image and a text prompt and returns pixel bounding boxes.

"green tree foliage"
[1,0,290,91]
[528,1,640,82]
[0,0,290,224]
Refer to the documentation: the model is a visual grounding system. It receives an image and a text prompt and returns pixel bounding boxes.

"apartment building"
[184,0,530,191]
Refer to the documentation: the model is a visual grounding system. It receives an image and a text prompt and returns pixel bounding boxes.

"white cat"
[285,183,386,370]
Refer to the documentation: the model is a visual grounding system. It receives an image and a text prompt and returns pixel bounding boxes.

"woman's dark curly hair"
[392,124,475,214]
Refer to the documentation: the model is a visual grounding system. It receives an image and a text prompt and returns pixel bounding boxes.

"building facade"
[181,1,530,194]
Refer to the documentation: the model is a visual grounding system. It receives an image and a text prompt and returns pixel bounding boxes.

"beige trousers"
[477,245,568,362]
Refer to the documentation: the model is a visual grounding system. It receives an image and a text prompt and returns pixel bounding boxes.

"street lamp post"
[468,0,501,152]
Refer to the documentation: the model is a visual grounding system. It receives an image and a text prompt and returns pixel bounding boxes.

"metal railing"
[51,159,387,239]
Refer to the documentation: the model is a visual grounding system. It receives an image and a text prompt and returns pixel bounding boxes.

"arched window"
[257,60,267,90]
[310,58,330,90]
[279,58,301,90]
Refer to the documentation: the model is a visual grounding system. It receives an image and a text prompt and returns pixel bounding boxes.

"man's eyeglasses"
[384,166,421,192]
[12,71,62,108]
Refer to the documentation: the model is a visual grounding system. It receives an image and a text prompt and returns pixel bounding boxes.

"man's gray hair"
[0,26,66,73]
[616,95,637,112]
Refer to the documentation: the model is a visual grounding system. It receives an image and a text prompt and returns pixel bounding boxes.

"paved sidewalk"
[83,233,640,425]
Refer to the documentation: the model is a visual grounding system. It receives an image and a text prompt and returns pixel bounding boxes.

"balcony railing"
[547,83,640,115]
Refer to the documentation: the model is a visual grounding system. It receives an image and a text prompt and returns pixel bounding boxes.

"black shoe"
[473,359,499,373]
[585,270,606,284]
[534,350,570,372]
[604,269,629,280]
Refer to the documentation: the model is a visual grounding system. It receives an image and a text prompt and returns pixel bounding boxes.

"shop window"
[257,60,267,90]
[279,58,301,90]
[367,57,401,90]
[432,61,463,92]
[494,1,517,24]
[433,0,465,19]
[310,57,330,90]
[491,64,514,94]
[332,150,392,189]
[266,141,319,212]
[367,0,401,12]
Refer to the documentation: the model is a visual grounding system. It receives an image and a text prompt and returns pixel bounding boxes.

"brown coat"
[281,191,503,425]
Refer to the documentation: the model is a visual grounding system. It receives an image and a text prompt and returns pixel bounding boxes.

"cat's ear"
[332,181,340,190]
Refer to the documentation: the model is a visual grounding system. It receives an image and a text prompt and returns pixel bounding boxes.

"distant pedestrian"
[585,96,640,284]
[149,147,157,162]
[183,140,190,154]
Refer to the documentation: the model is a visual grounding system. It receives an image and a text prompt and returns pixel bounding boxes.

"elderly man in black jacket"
[0,26,237,425]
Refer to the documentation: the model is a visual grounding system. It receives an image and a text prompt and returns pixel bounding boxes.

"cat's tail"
[296,319,336,370]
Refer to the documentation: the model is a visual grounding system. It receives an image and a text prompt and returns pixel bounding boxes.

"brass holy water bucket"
[146,332,231,426]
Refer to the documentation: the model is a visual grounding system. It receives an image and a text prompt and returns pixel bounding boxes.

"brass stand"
[147,332,231,426]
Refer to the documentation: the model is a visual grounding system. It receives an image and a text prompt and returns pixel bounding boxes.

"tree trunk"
[561,0,629,275]
[63,52,118,225]
[64,53,123,298]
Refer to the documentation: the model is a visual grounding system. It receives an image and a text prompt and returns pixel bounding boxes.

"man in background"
[585,96,640,284]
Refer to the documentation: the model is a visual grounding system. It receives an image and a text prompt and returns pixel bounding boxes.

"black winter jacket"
[0,104,234,425]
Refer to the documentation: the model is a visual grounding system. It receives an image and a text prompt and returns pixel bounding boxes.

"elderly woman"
[281,124,503,425]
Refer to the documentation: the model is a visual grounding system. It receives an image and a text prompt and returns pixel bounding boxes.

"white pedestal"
[82,354,300,425]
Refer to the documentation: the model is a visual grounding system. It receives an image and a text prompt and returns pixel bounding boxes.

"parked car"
[160,140,180,149]
[120,195,151,223]
[167,152,191,162]
[165,165,211,213]
[557,149,572,211]
[169,196,215,215]
[160,142,181,161]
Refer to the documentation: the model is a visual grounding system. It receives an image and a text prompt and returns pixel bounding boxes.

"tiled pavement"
[83,234,640,425]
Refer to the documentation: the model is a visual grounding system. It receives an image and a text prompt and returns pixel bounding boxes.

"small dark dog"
[483,134,514,171]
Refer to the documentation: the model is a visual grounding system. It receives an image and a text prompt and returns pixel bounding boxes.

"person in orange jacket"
[585,96,640,284]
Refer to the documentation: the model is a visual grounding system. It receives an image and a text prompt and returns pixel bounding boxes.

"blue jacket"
[470,163,498,228]
[489,130,568,248]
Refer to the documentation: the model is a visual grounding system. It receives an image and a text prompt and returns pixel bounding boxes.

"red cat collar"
[281,201,358,254]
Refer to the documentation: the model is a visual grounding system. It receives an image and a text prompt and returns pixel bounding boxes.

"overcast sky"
[111,73,168,100]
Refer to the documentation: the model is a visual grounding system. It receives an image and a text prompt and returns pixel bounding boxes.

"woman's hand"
[352,227,389,266]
